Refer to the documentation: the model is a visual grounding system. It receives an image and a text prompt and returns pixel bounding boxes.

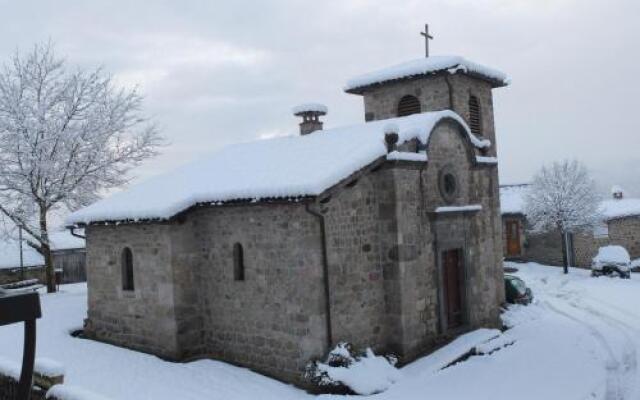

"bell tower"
[344,27,509,156]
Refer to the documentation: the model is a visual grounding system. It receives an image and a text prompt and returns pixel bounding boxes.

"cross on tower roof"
[420,24,434,58]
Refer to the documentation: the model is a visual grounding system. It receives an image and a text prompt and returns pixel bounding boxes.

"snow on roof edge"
[344,55,510,93]
[292,103,328,115]
[66,110,487,226]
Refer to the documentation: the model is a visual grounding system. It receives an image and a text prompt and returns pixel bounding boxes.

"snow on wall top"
[499,184,530,215]
[344,56,510,93]
[292,103,328,115]
[67,110,487,225]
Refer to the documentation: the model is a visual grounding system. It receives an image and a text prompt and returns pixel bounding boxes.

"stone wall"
[187,204,327,385]
[523,230,564,267]
[609,216,640,260]
[84,223,181,359]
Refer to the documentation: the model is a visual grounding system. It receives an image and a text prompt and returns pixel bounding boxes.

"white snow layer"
[500,184,640,221]
[499,184,530,215]
[292,103,328,115]
[47,385,113,400]
[476,156,498,165]
[67,110,489,225]
[344,56,510,92]
[317,349,402,395]
[435,205,482,213]
[600,198,640,221]
[593,245,631,265]
[386,151,428,162]
[49,230,85,251]
[0,230,84,270]
[35,357,66,377]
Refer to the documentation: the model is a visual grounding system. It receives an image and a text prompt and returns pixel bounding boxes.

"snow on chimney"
[293,103,327,135]
[612,185,624,200]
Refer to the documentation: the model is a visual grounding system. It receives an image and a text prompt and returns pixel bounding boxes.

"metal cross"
[420,24,434,58]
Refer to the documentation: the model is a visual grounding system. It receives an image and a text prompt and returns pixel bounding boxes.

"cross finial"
[420,24,434,58]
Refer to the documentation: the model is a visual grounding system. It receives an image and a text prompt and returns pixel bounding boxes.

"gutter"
[305,202,333,352]
[65,225,86,239]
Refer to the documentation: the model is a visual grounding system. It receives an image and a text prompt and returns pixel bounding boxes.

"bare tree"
[525,160,601,274]
[0,42,162,292]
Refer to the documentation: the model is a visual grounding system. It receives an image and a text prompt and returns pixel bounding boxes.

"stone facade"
[83,67,506,388]
[84,120,504,386]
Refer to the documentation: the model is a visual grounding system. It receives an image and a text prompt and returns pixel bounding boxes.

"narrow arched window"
[468,95,482,135]
[121,247,134,291]
[233,243,245,281]
[397,95,421,117]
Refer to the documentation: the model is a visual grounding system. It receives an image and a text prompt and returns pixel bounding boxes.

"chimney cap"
[292,103,328,116]
[612,185,624,199]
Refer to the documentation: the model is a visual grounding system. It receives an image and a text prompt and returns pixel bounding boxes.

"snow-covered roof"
[499,184,530,215]
[292,103,328,115]
[50,230,85,251]
[499,184,640,222]
[345,56,510,94]
[67,110,489,225]
[600,198,640,221]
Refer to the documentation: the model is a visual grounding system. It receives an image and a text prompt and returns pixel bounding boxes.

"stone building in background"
[500,184,640,267]
[67,55,509,386]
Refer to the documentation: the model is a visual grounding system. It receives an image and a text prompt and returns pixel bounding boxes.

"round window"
[438,167,459,203]
[443,173,457,196]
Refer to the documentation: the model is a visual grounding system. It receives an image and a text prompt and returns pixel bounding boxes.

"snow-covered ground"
[2,263,640,399]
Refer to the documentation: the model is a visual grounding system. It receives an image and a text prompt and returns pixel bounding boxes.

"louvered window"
[469,95,482,135]
[397,95,421,117]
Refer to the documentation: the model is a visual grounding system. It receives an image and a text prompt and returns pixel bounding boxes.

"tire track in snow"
[542,297,632,400]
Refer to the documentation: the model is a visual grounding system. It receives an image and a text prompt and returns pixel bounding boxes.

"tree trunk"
[39,205,56,293]
[560,230,569,274]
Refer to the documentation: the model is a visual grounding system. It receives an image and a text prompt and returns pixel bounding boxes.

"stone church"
[67,54,509,386]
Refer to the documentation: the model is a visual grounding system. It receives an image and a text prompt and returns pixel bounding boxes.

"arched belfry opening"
[468,95,482,135]
[397,95,421,117]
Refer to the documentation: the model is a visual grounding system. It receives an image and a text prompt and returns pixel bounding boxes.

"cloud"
[0,0,637,199]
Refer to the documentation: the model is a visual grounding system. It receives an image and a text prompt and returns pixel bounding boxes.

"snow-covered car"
[592,245,631,279]
[504,275,533,305]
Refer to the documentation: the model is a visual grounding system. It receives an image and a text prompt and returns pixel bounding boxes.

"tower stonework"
[345,62,508,157]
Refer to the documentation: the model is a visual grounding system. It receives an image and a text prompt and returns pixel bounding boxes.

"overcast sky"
[1,0,638,198]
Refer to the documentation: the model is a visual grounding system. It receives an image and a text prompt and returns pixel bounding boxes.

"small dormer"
[344,56,509,156]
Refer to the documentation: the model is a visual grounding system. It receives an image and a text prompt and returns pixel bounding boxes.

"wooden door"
[506,220,521,257]
[442,249,463,329]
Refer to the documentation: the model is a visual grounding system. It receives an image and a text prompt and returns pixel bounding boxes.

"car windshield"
[510,278,527,295]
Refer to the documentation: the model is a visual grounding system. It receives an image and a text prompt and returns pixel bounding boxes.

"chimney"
[293,103,327,135]
[384,123,399,152]
[612,185,624,200]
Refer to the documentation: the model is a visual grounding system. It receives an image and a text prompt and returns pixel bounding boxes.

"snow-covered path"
[2,263,640,399]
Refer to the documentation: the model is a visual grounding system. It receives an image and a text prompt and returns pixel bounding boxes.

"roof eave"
[345,70,508,95]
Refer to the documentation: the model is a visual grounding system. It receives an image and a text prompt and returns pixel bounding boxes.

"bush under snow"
[305,343,401,395]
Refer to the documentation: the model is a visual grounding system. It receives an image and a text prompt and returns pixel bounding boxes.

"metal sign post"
[0,290,41,400]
